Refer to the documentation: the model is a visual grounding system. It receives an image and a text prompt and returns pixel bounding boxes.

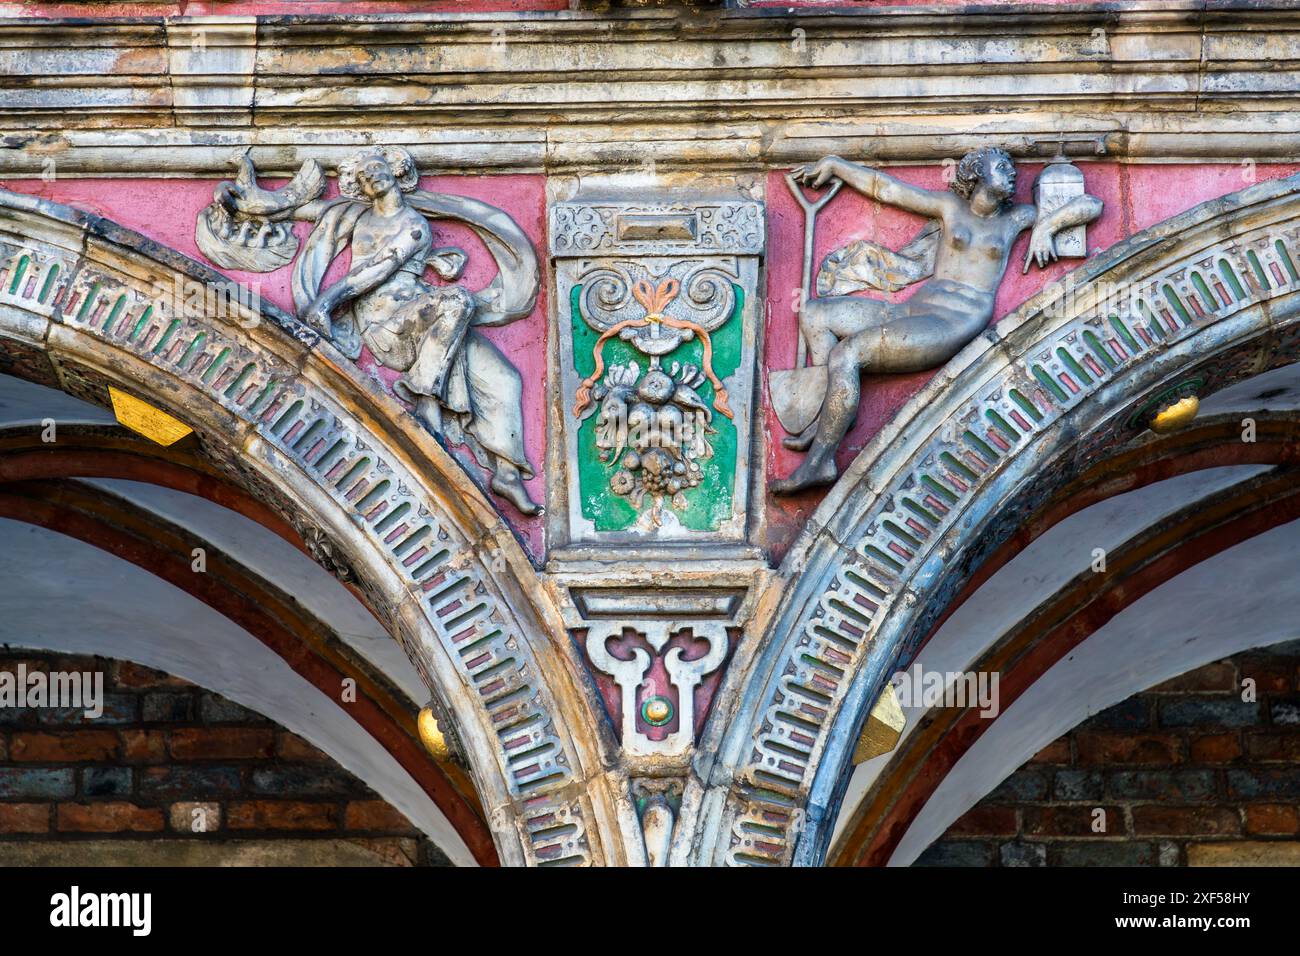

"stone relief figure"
[771,147,1102,494]
[206,146,543,515]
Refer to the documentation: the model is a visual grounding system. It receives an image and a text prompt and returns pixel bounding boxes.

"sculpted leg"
[801,295,887,366]
[772,332,872,493]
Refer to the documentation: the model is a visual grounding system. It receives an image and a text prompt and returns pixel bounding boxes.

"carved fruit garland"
[579,278,732,527]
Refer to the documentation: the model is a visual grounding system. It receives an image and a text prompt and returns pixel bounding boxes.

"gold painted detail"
[852,682,906,765]
[417,706,451,762]
[108,387,193,446]
[1150,395,1200,434]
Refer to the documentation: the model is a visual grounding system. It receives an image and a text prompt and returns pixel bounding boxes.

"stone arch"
[686,172,1300,866]
[829,417,1300,865]
[0,188,622,866]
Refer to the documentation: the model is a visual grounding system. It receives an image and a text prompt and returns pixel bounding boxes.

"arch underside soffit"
[0,190,623,867]
[687,173,1300,867]
[0,402,495,865]
[828,410,1300,866]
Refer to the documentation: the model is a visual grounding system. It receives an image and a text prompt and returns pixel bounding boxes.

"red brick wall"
[917,639,1300,866]
[0,651,448,866]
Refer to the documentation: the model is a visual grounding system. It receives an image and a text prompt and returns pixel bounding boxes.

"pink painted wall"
[0,172,551,559]
[0,0,1111,14]
[5,161,1297,565]
[0,1,568,16]
[762,161,1300,560]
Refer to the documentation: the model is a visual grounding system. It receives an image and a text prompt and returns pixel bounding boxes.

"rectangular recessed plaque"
[616,213,697,242]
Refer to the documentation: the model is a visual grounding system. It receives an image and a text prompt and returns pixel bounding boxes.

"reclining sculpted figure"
[771,147,1102,494]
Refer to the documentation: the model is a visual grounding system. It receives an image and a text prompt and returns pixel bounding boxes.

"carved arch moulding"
[5,160,1300,865]
[0,187,626,867]
[686,172,1300,866]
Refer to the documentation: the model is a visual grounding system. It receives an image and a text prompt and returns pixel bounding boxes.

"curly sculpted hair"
[337,146,420,200]
[949,146,1014,203]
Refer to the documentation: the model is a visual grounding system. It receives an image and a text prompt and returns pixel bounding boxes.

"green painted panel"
[571,283,743,532]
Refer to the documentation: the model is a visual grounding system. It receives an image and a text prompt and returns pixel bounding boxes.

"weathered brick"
[1270,698,1300,726]
[1080,697,1150,731]
[34,693,137,726]
[1238,659,1293,695]
[141,692,194,723]
[0,767,75,799]
[1159,698,1261,728]
[1077,732,1182,765]
[1190,732,1242,763]
[275,731,329,762]
[344,800,416,832]
[1131,805,1239,836]
[120,729,166,764]
[1053,769,1103,802]
[912,840,996,867]
[1027,737,1070,764]
[9,730,119,762]
[945,805,1017,837]
[1149,661,1236,693]
[169,728,274,760]
[1244,804,1300,835]
[999,841,1046,867]
[1226,769,1300,800]
[112,660,191,690]
[1023,805,1122,837]
[1244,732,1300,762]
[169,801,221,834]
[82,766,132,797]
[1107,770,1216,803]
[139,766,242,800]
[56,802,164,833]
[249,766,364,797]
[1050,842,1159,867]
[0,803,48,833]
[227,801,338,831]
[198,692,267,724]
[987,769,1049,802]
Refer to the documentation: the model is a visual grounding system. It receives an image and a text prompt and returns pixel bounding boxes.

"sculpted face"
[355,155,398,200]
[982,152,1017,202]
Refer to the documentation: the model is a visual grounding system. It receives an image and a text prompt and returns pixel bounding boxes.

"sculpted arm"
[1023,194,1104,272]
[300,226,423,333]
[794,155,952,219]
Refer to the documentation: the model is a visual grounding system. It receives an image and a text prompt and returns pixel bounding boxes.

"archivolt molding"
[835,445,1300,867]
[686,172,1300,867]
[0,188,622,867]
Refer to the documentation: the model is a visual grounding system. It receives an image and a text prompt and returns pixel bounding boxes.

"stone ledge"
[0,3,1299,172]
[1188,840,1300,866]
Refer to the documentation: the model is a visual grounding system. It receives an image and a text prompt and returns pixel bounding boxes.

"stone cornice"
[1,2,1299,174]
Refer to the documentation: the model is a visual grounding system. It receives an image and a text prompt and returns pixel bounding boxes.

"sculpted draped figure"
[283,146,543,515]
[772,147,1103,494]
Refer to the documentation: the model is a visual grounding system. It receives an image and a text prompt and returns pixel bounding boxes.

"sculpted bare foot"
[771,456,839,495]
[491,470,543,516]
